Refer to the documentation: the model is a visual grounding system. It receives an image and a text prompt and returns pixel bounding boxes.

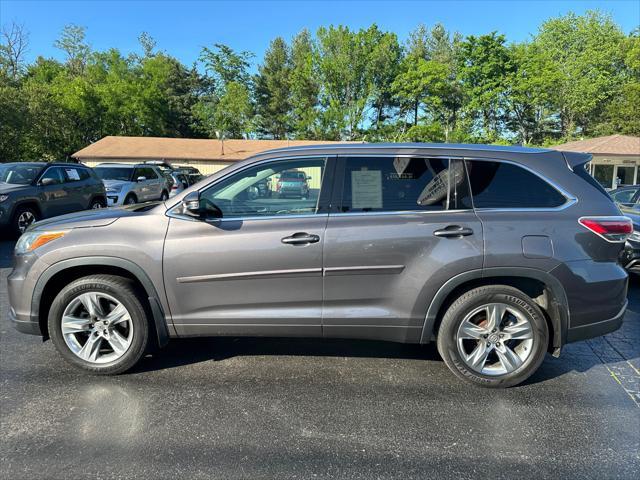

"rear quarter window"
[466,160,566,209]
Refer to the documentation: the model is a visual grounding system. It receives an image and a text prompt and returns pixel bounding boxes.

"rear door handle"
[281,232,320,245]
[433,225,474,238]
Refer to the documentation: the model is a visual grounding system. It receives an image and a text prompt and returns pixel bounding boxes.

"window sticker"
[393,157,410,175]
[65,168,80,181]
[352,169,382,209]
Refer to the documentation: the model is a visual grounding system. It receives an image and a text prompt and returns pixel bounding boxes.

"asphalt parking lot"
[1,239,638,480]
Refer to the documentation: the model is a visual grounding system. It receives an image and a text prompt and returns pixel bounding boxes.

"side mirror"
[182,191,201,217]
[182,191,223,219]
[137,176,147,182]
[40,177,55,186]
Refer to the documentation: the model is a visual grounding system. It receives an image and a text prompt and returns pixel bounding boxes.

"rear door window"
[338,157,470,213]
[465,160,567,209]
[63,167,85,182]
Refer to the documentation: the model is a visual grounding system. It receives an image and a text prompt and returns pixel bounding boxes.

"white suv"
[94,163,169,206]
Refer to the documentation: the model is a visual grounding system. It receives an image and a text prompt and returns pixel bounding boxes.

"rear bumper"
[566,300,626,342]
[550,260,628,344]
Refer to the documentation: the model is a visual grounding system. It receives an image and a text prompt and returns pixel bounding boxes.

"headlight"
[106,185,122,193]
[15,231,68,254]
[0,194,8,202]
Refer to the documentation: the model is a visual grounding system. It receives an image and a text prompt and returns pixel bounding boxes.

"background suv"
[7,143,630,388]
[0,162,106,236]
[94,163,169,205]
[276,170,310,198]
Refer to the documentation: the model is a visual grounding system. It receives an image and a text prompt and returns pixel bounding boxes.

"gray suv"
[7,144,631,388]
[0,162,106,236]
[93,163,169,206]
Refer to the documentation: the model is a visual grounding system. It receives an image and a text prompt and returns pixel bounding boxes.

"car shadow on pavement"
[132,336,441,373]
[131,334,608,387]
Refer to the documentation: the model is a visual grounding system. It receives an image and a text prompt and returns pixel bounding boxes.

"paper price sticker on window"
[65,168,80,181]
[352,170,382,209]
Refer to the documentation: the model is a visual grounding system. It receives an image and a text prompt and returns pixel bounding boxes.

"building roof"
[554,135,640,156]
[72,136,354,162]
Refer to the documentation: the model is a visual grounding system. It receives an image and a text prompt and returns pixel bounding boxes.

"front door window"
[200,158,326,218]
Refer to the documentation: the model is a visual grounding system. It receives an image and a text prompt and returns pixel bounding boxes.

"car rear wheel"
[12,205,39,236]
[437,285,548,388]
[48,275,150,375]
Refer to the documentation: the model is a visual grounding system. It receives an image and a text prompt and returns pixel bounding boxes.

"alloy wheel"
[61,292,134,364]
[17,211,36,233]
[456,302,534,376]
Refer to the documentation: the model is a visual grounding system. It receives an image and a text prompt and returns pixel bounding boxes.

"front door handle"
[281,232,320,245]
[433,225,474,238]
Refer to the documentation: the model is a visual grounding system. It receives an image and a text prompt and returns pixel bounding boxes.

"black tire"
[124,194,137,205]
[48,274,150,375]
[11,204,39,237]
[436,285,549,388]
[89,197,106,209]
[160,190,169,201]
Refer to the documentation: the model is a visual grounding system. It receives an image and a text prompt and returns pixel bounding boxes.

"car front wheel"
[48,275,150,374]
[437,285,548,388]
[12,205,39,236]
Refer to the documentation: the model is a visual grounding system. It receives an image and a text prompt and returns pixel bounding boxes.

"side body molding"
[419,267,570,351]
[32,256,172,347]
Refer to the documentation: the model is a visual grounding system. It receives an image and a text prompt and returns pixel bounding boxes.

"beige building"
[554,135,640,190]
[72,136,354,189]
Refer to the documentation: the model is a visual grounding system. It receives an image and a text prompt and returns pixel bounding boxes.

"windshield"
[0,164,42,185]
[95,167,134,181]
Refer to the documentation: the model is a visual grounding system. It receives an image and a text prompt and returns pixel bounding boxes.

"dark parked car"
[0,162,106,236]
[7,143,631,388]
[619,204,640,274]
[610,185,640,208]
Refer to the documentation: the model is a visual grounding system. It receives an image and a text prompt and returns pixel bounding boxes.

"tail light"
[171,184,178,190]
[578,216,633,242]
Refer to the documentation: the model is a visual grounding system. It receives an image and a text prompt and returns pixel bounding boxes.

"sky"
[1,0,639,68]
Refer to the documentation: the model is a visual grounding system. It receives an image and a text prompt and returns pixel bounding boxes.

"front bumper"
[107,195,120,206]
[7,252,48,336]
[8,306,41,335]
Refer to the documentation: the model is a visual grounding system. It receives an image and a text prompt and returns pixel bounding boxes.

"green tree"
[593,30,640,136]
[254,37,292,138]
[368,30,401,129]
[289,29,319,139]
[54,24,91,75]
[534,10,626,138]
[504,42,561,144]
[315,25,382,139]
[458,32,510,141]
[199,43,253,94]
